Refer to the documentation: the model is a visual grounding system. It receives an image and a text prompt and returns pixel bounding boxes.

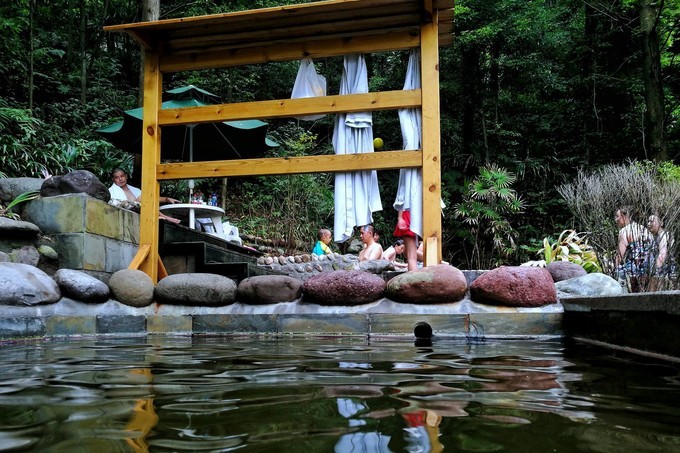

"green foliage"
[226,125,334,254]
[0,191,40,221]
[453,164,525,269]
[524,229,601,273]
[0,0,679,266]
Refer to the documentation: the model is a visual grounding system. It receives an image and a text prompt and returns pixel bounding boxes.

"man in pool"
[358,224,383,261]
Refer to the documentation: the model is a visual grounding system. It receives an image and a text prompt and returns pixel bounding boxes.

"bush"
[453,164,525,269]
[558,161,680,291]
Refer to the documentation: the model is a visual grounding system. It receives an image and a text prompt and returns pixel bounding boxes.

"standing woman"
[646,214,676,290]
[614,207,649,292]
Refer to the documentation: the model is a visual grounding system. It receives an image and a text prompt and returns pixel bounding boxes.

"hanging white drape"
[393,49,423,238]
[333,54,382,242]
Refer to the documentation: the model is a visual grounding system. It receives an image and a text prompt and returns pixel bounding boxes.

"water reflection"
[124,369,157,452]
[0,337,678,452]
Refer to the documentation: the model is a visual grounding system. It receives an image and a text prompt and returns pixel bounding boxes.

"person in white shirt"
[108,167,181,223]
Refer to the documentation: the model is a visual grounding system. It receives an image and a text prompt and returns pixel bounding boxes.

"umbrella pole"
[188,124,196,228]
[188,124,195,204]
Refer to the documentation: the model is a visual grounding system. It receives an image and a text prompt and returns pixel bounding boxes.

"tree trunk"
[582,1,598,165]
[461,45,481,164]
[138,0,160,105]
[80,0,87,105]
[134,0,160,184]
[640,0,667,161]
[28,0,34,111]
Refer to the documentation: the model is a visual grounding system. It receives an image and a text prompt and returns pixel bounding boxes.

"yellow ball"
[373,137,384,149]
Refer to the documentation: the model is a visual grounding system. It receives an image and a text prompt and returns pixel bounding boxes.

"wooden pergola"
[105,0,454,283]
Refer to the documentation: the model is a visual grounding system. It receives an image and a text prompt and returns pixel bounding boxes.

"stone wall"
[21,193,139,282]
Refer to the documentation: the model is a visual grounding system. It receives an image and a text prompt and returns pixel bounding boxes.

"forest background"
[1,0,679,270]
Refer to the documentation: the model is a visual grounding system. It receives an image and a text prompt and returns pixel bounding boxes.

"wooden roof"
[105,0,454,72]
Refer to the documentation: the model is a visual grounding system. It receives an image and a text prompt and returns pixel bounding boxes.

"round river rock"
[302,270,385,306]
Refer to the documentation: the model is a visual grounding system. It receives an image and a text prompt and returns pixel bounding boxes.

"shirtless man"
[358,224,383,261]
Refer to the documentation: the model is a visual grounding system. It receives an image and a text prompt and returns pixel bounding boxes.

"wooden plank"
[107,0,416,34]
[156,151,423,180]
[137,51,163,283]
[106,0,453,42]
[160,32,420,72]
[158,90,421,125]
[128,244,150,270]
[168,13,420,52]
[157,257,168,280]
[425,236,439,267]
[420,3,442,265]
[106,0,454,59]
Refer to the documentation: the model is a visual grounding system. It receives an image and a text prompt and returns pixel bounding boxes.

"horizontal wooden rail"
[160,31,421,72]
[159,90,421,125]
[157,150,422,180]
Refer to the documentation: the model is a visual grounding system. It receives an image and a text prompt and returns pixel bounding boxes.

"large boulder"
[0,177,44,202]
[54,269,110,303]
[302,270,385,306]
[40,170,110,202]
[155,273,237,306]
[555,273,623,297]
[237,275,303,304]
[386,264,467,304]
[546,261,587,282]
[0,262,61,306]
[0,217,41,239]
[108,269,155,307]
[39,177,63,197]
[470,266,557,307]
[8,245,40,266]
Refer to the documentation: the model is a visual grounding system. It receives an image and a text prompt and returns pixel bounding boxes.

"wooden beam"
[159,90,421,125]
[167,14,421,53]
[128,244,150,270]
[126,30,156,51]
[160,31,420,72]
[420,2,442,266]
[135,50,164,283]
[157,151,422,180]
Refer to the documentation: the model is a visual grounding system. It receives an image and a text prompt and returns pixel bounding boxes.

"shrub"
[524,229,601,273]
[558,161,680,291]
[453,164,525,269]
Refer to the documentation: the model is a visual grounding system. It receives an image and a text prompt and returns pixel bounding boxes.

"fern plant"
[453,164,525,269]
[0,190,40,221]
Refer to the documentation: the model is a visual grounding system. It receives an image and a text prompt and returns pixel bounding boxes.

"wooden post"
[129,50,164,282]
[420,2,442,266]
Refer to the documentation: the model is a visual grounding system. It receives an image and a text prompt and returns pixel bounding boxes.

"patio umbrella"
[96,85,278,162]
[332,54,382,242]
[393,49,423,238]
[97,85,278,202]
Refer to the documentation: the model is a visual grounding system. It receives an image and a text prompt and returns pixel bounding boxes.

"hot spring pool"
[1,336,679,452]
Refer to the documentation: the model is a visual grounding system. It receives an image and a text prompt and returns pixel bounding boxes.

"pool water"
[1,336,679,452]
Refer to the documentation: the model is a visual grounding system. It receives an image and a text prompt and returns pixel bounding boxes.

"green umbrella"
[96,85,278,162]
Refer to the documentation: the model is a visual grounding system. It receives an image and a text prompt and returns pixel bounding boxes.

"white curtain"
[393,49,423,238]
[333,54,382,242]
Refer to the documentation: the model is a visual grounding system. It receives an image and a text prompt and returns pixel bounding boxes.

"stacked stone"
[256,252,360,280]
[0,259,624,310]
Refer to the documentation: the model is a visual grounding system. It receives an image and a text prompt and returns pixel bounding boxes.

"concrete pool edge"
[3,292,679,364]
[562,291,680,360]
[0,297,564,340]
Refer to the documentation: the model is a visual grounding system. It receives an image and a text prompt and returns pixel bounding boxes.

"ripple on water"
[0,337,679,452]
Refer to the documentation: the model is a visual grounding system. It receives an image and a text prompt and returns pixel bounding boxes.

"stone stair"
[159,223,284,283]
